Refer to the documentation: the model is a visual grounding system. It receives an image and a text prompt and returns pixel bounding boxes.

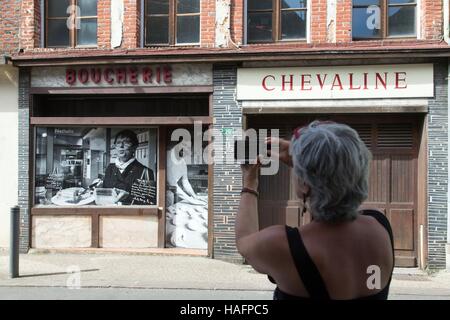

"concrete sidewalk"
[0,251,449,299]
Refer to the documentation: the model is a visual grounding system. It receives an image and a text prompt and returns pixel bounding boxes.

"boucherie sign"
[66,65,172,85]
[237,64,434,100]
[30,64,213,88]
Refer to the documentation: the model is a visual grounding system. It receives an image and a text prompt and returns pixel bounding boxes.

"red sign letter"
[301,74,312,91]
[104,68,114,84]
[129,68,138,84]
[395,72,407,89]
[262,75,275,91]
[163,66,172,84]
[143,67,153,83]
[78,69,89,84]
[66,69,76,85]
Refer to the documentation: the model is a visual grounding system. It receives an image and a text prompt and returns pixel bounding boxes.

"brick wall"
[427,62,448,269]
[0,0,21,54]
[122,0,140,49]
[310,0,328,43]
[201,0,215,47]
[15,0,448,51]
[97,0,111,49]
[335,0,352,43]
[231,0,243,45]
[421,0,443,40]
[212,65,243,262]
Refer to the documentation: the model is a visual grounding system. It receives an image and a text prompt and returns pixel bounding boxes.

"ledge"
[31,206,160,216]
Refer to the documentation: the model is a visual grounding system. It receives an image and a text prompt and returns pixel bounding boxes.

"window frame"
[144,0,201,47]
[45,0,98,48]
[246,0,308,44]
[352,0,418,40]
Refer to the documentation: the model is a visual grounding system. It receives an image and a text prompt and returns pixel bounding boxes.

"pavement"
[0,250,449,300]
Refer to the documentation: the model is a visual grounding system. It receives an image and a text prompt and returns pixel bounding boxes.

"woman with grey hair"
[236,121,394,300]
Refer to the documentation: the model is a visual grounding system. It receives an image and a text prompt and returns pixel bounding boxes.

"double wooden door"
[250,114,422,267]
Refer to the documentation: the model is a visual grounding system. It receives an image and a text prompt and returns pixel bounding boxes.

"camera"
[234,136,271,164]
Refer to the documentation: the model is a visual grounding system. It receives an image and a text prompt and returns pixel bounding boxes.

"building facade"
[4,0,450,269]
[0,0,20,248]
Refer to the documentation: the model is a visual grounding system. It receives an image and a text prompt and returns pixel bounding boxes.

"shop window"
[352,0,417,40]
[246,0,308,43]
[45,0,98,48]
[165,127,209,249]
[144,0,200,46]
[35,127,158,207]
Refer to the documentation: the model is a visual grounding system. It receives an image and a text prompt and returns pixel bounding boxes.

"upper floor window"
[352,0,417,40]
[145,0,200,46]
[246,0,308,43]
[45,0,98,48]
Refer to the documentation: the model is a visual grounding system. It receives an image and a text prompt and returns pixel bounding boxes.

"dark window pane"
[389,0,416,4]
[78,0,98,17]
[176,15,200,43]
[177,0,200,14]
[47,0,71,17]
[388,6,416,36]
[247,12,272,42]
[146,16,169,44]
[281,0,307,9]
[47,19,70,46]
[281,10,306,39]
[353,0,379,5]
[248,0,272,11]
[147,0,169,14]
[76,18,97,45]
[352,7,381,39]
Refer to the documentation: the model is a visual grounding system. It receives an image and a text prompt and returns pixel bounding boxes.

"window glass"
[47,19,71,46]
[165,127,209,249]
[388,6,416,36]
[147,0,169,14]
[78,0,98,16]
[176,15,200,43]
[248,0,273,11]
[281,10,306,40]
[147,16,170,44]
[177,0,200,14]
[281,0,307,9]
[352,7,382,39]
[35,127,158,207]
[247,12,273,42]
[48,0,71,17]
[76,18,97,45]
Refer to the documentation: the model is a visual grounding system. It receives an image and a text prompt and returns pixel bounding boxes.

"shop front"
[23,63,214,254]
[237,61,447,268]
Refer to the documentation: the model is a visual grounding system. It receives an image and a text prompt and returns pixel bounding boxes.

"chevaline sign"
[237,64,434,100]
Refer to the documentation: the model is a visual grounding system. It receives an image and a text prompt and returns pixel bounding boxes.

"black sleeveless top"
[270,209,395,300]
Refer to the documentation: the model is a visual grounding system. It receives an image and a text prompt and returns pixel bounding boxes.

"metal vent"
[377,123,413,149]
[350,124,372,148]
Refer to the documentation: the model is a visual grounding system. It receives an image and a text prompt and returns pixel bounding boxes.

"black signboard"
[130,180,157,205]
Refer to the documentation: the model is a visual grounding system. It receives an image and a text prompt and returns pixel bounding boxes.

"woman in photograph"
[235,121,394,300]
[103,129,154,205]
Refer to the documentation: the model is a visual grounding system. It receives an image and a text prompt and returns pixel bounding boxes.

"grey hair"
[289,121,371,223]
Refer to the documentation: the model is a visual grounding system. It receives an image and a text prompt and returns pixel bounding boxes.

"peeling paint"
[327,0,337,43]
[111,0,124,48]
[215,0,231,48]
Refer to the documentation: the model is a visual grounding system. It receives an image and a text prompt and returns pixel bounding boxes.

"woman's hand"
[266,137,293,167]
[241,157,261,190]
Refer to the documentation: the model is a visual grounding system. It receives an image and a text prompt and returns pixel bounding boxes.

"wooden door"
[249,114,421,267]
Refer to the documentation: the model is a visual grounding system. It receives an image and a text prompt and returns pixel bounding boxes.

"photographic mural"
[35,127,158,206]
